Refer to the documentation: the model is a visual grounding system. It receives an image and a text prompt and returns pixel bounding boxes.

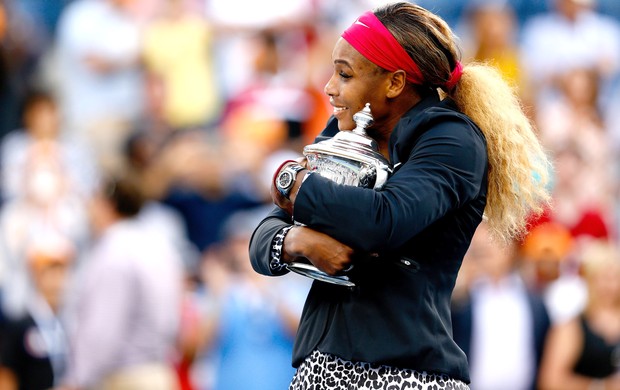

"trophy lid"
[352,103,374,136]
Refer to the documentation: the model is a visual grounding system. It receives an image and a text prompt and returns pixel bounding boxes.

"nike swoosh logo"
[354,20,369,28]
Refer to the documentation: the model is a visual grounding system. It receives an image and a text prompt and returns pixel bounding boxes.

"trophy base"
[286,262,355,287]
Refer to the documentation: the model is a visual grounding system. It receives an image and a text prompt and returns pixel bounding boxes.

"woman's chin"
[337,119,356,131]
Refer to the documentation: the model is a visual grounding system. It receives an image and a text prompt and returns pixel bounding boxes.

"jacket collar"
[389,90,456,166]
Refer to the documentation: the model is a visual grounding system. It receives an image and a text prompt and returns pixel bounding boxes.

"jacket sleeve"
[248,119,340,276]
[292,118,487,253]
[248,206,293,276]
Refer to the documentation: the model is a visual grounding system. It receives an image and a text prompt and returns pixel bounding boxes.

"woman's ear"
[386,70,407,98]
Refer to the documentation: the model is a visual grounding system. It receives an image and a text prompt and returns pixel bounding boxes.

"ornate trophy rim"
[303,135,388,170]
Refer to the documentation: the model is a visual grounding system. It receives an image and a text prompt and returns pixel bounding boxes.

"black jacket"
[249,92,488,383]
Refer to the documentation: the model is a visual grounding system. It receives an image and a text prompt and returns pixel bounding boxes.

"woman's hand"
[283,226,355,275]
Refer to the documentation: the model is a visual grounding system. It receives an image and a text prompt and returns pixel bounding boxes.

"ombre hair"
[374,2,551,242]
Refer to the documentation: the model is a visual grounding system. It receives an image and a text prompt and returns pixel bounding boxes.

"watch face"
[278,171,294,189]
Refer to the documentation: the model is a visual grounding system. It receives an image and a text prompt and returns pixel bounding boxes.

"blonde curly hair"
[375,2,552,242]
[453,64,551,242]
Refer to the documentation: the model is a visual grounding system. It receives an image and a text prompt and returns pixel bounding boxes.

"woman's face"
[25,100,60,139]
[589,261,620,307]
[324,38,392,131]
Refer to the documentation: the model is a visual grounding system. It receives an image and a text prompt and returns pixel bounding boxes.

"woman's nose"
[324,76,336,97]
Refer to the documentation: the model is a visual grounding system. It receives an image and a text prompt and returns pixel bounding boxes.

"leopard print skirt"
[289,350,469,390]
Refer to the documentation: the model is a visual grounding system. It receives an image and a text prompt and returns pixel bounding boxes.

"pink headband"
[341,11,463,90]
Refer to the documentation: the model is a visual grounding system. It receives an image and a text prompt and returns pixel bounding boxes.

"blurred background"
[0,0,619,389]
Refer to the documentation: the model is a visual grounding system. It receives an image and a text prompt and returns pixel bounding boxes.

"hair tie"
[341,11,424,85]
[445,61,463,90]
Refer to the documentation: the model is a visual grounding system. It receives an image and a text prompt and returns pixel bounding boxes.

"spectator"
[520,221,586,324]
[0,90,91,321]
[153,131,263,253]
[55,0,144,173]
[548,142,613,242]
[462,0,522,88]
[0,0,46,139]
[205,0,316,100]
[62,175,184,389]
[0,233,73,390]
[122,128,198,267]
[1,90,97,201]
[142,0,221,131]
[116,126,263,254]
[536,67,609,161]
[0,137,89,320]
[538,241,620,389]
[452,222,551,390]
[193,209,309,390]
[520,0,620,108]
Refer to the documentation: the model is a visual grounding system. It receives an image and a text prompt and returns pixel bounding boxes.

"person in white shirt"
[520,0,620,105]
[55,0,144,173]
[452,222,551,390]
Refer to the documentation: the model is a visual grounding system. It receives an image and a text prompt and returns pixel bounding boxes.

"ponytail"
[373,2,551,241]
[450,63,552,242]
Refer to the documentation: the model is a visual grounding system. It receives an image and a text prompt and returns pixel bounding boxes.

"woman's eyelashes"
[339,71,352,80]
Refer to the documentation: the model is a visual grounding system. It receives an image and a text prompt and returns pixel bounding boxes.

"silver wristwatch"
[275,163,305,199]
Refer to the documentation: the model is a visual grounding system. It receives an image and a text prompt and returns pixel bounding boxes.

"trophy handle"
[286,262,356,287]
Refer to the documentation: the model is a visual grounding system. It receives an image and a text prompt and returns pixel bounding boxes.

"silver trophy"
[286,103,393,287]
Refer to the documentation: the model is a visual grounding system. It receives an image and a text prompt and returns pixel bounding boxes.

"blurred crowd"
[0,0,619,389]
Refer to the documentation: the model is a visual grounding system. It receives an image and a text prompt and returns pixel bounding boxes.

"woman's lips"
[333,106,348,118]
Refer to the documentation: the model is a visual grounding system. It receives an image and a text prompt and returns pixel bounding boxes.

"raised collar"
[389,90,456,166]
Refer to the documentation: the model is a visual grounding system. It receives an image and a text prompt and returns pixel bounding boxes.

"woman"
[249,2,550,388]
[538,242,620,390]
